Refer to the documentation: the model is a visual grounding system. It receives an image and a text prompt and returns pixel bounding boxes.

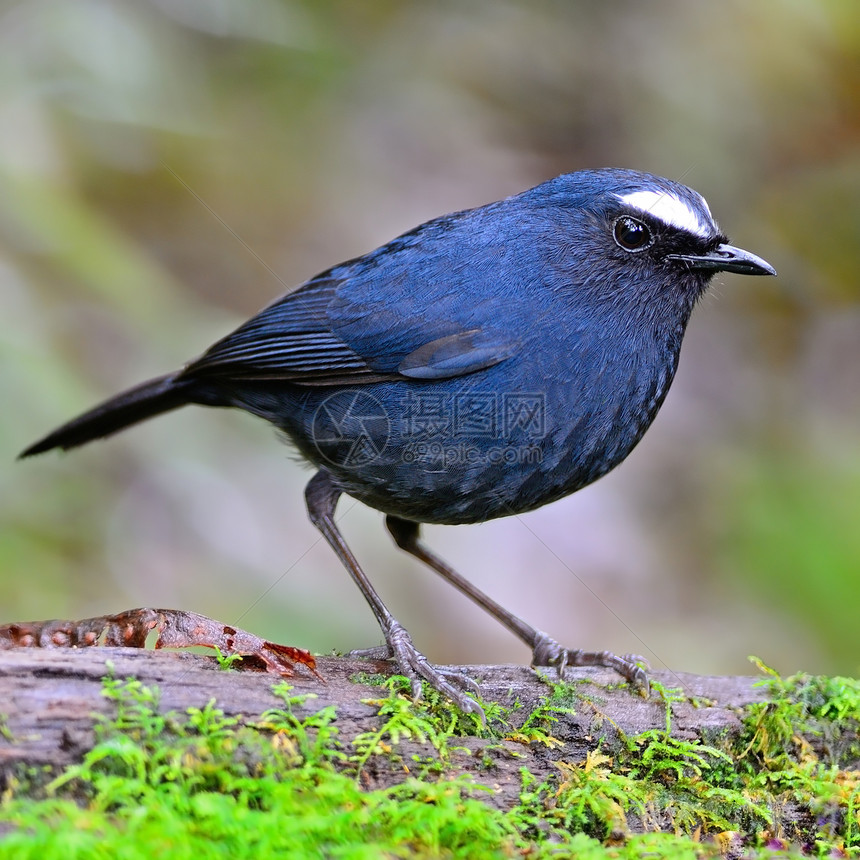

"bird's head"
[531,169,775,316]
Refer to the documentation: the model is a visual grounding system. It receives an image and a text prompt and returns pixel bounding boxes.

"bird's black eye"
[613,216,652,251]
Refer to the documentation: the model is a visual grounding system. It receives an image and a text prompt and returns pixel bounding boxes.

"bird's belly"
[324,421,642,524]
[228,363,673,525]
[302,386,664,524]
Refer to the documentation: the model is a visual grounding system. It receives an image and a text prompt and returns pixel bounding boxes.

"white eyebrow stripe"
[617,190,712,238]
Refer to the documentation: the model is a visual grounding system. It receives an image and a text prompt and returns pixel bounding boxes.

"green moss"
[211,647,244,672]
[1,678,518,859]
[1,660,859,858]
[728,659,860,853]
[0,713,12,743]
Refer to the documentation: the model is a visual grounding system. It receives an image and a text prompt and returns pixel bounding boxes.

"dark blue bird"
[21,168,775,717]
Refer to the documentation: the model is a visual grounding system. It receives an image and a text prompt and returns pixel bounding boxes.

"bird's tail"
[20,373,191,458]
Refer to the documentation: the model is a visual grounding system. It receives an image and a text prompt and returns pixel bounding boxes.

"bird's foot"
[347,622,485,722]
[347,644,394,660]
[531,631,650,695]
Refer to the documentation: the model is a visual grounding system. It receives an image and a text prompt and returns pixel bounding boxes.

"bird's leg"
[385,515,649,694]
[304,471,484,719]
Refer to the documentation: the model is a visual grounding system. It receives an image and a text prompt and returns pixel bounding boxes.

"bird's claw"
[531,631,651,696]
[346,644,394,660]
[350,623,485,722]
[620,652,651,671]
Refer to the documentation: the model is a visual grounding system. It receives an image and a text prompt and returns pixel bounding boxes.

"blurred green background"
[2,0,858,678]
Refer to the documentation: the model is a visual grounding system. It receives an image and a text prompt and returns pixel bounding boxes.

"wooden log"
[0,647,766,797]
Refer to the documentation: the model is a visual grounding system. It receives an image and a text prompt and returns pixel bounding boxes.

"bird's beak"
[668,243,776,277]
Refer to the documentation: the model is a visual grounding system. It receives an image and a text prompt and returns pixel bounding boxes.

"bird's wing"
[182,281,513,385]
[180,212,521,386]
[180,279,387,384]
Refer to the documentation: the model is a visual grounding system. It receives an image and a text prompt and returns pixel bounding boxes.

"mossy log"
[1,647,764,794]
[4,646,860,855]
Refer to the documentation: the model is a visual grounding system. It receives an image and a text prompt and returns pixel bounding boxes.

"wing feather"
[179,206,521,387]
[180,279,389,383]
